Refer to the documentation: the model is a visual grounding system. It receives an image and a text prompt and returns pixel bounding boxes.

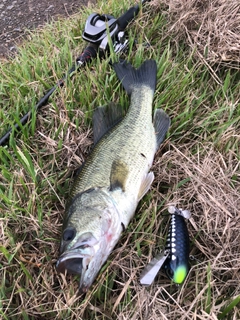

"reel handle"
[117,0,150,30]
[117,5,140,30]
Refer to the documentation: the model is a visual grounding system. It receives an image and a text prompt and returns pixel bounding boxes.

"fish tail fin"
[112,59,157,95]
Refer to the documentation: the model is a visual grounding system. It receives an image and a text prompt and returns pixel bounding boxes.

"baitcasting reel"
[82,13,129,54]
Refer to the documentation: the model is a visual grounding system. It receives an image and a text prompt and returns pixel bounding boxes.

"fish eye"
[63,227,76,241]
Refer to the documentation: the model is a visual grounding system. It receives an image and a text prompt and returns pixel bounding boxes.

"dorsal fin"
[92,103,124,145]
[109,159,129,192]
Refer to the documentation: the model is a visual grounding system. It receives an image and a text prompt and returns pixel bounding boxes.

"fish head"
[56,228,99,292]
[56,188,122,292]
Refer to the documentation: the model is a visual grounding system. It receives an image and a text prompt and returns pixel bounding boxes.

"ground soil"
[0,0,94,58]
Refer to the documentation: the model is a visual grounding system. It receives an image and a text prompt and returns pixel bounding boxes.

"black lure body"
[164,209,190,284]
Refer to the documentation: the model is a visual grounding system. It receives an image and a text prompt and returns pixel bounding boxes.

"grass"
[0,0,240,319]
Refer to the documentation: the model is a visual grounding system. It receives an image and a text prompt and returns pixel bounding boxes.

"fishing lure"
[140,206,190,286]
[163,206,190,284]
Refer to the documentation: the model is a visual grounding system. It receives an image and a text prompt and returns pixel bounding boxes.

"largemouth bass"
[56,59,170,292]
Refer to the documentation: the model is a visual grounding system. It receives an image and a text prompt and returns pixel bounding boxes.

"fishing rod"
[0,0,150,147]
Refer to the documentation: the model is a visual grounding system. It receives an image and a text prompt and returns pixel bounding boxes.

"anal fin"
[153,109,170,149]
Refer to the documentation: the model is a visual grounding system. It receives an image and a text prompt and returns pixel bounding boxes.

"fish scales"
[56,59,171,293]
[71,87,155,198]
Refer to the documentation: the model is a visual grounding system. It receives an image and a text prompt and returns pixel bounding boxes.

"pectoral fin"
[153,109,170,149]
[93,103,125,145]
[138,172,154,201]
[110,159,129,192]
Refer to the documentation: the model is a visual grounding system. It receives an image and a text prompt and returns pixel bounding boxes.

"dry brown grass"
[133,141,240,319]
[155,0,240,68]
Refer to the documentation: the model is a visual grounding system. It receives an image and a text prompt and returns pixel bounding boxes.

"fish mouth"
[56,230,113,292]
[56,249,93,293]
[56,251,84,276]
[56,233,98,293]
